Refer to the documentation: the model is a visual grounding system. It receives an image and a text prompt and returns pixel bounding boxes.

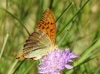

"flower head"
[38,48,79,74]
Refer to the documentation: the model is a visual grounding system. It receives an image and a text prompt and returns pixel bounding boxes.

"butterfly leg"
[29,57,38,60]
[16,54,24,59]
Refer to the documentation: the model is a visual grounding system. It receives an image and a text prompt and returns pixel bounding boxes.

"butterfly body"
[17,8,56,60]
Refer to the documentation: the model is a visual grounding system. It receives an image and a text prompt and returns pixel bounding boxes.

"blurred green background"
[0,0,100,74]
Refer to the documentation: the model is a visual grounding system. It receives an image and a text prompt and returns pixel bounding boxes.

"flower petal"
[70,52,79,58]
[65,64,73,69]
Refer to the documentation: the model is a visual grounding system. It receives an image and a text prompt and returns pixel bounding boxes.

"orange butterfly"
[17,8,57,60]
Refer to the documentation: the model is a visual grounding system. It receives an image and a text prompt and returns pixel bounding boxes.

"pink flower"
[38,48,79,74]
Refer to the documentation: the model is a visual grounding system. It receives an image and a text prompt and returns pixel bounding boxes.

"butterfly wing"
[23,29,53,60]
[36,8,56,44]
[17,9,56,60]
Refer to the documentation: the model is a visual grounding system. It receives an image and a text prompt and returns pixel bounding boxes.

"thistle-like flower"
[38,48,79,74]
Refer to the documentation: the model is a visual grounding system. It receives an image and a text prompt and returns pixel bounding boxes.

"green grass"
[0,0,100,74]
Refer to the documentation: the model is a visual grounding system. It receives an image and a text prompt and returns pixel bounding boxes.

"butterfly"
[17,8,57,60]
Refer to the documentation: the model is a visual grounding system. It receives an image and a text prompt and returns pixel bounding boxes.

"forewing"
[36,8,56,44]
